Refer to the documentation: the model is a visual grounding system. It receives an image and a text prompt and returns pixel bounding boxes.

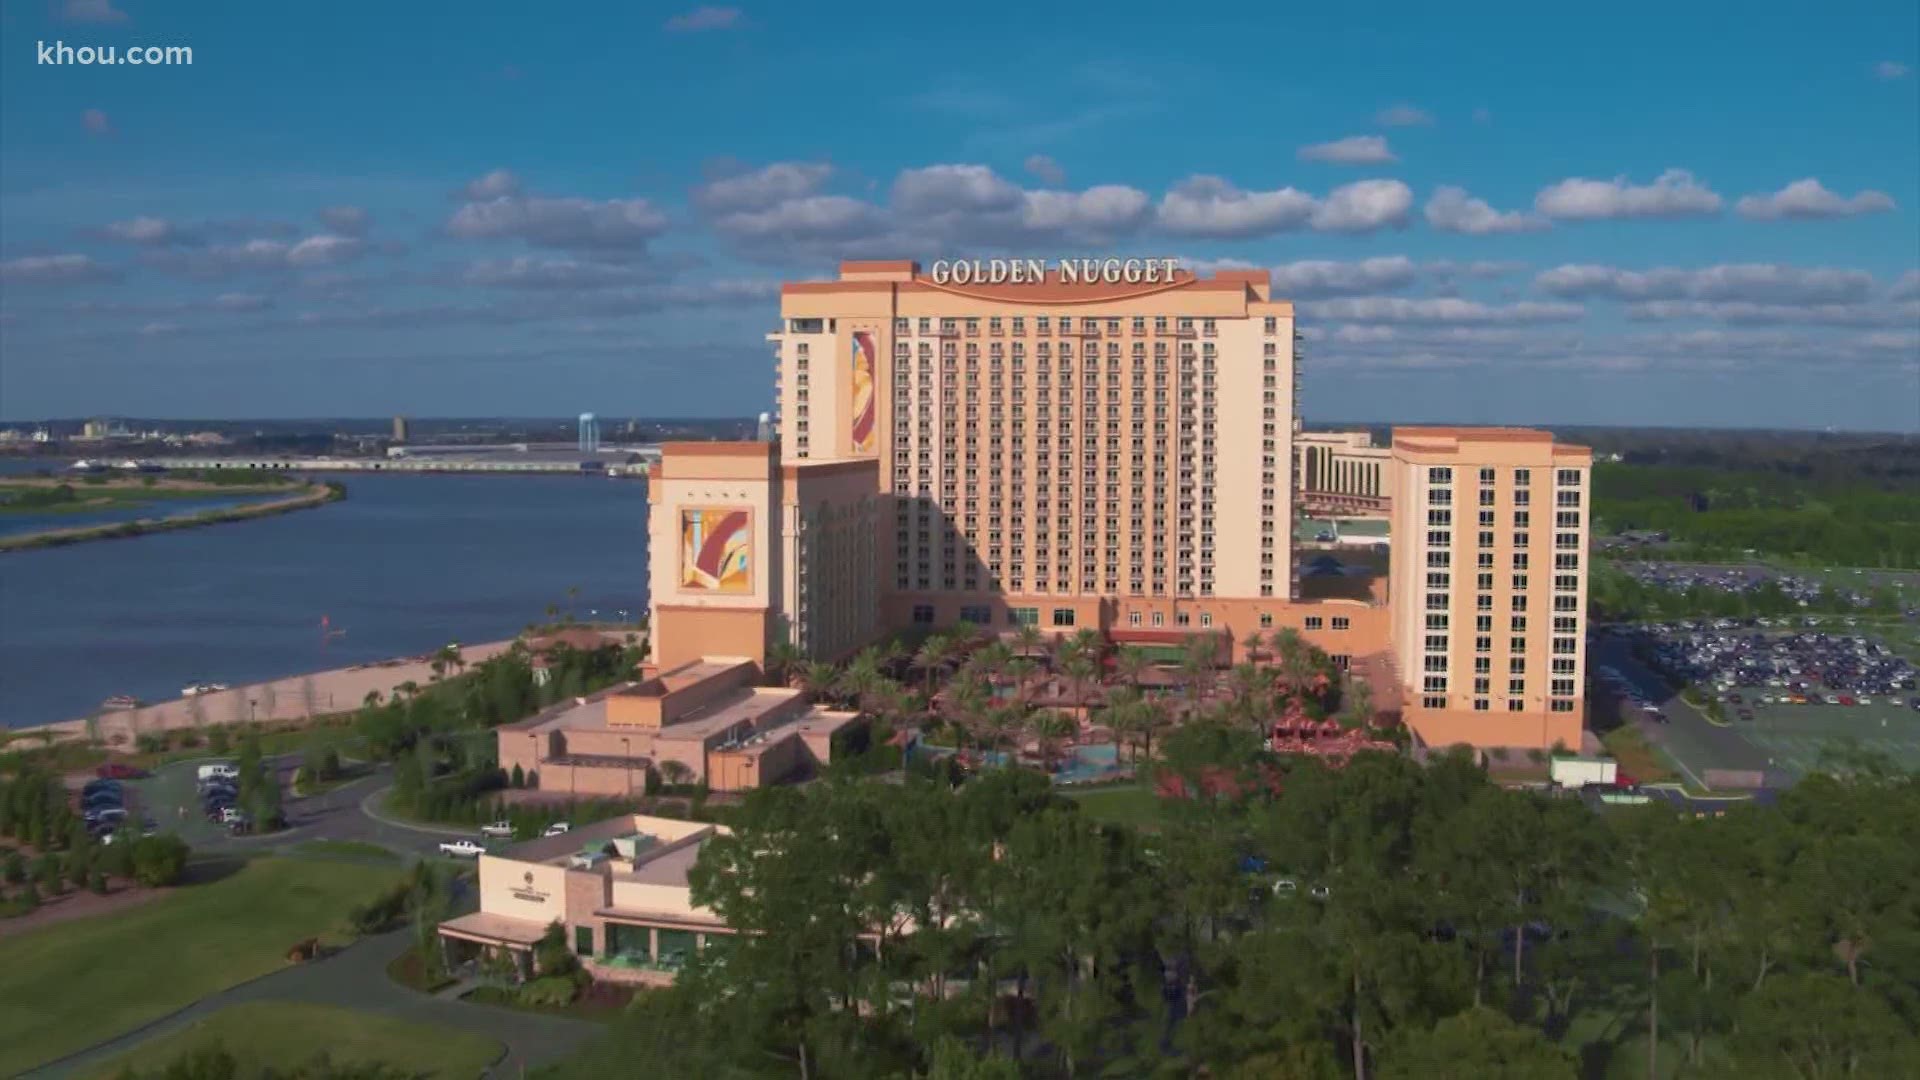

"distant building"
[755,412,774,442]
[578,413,600,454]
[1296,430,1390,518]
[392,416,409,443]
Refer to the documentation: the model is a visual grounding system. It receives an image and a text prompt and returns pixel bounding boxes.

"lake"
[0,470,649,729]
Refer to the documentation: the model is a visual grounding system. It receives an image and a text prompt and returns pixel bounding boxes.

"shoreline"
[0,480,344,554]
[12,639,516,747]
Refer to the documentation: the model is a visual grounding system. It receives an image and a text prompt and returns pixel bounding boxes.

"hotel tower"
[641,258,1589,752]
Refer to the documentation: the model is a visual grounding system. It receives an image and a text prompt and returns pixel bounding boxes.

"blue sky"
[2,1,1916,430]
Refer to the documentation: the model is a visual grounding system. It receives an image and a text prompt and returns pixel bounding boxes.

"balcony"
[1161,325,1197,338]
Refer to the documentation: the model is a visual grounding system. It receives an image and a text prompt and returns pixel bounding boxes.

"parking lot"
[1611,561,1916,612]
[1611,618,1920,780]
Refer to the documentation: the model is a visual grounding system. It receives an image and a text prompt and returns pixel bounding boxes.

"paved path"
[24,929,597,1079]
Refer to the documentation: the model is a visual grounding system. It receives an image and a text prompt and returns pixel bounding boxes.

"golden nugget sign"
[929,257,1184,286]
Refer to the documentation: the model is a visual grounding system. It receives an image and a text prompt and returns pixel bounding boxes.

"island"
[0,470,344,552]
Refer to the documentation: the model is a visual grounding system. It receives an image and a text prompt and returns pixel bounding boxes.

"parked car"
[87,807,128,827]
[439,839,485,858]
[479,821,515,839]
[95,763,149,780]
[197,763,241,783]
[83,778,123,798]
[543,822,571,837]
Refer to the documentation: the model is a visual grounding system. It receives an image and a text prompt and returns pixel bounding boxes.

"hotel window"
[1555,553,1580,570]
[1556,511,1580,528]
[1556,532,1581,550]
[1510,636,1527,653]
[1508,699,1525,712]
[1478,467,1495,484]
[1423,676,1448,693]
[1555,574,1578,591]
[1474,657,1491,674]
[1263,316,1278,333]
[1331,616,1349,630]
[1175,611,1191,627]
[1427,530,1451,547]
[1474,699,1490,712]
[1552,658,1575,674]
[1512,553,1529,570]
[1514,511,1530,528]
[1476,615,1493,631]
[1422,695,1447,709]
[1425,614,1449,630]
[1474,678,1490,694]
[1551,699,1575,712]
[1036,316,1050,334]
[1009,607,1039,626]
[1427,593,1449,611]
[1476,636,1492,653]
[1514,468,1530,486]
[1554,595,1578,612]
[1428,509,1452,526]
[1479,510,1495,526]
[1478,552,1495,569]
[1428,467,1453,484]
[1426,635,1448,651]
[912,604,935,625]
[1259,612,1273,628]
[1511,615,1528,632]
[1199,613,1213,628]
[988,317,1002,334]
[1476,572,1493,590]
[1305,616,1324,630]
[1424,656,1448,673]
[1552,678,1575,696]
[1553,637,1577,654]
[960,604,991,625]
[1431,487,1453,507]
[1509,657,1527,674]
[1557,469,1582,486]
[1427,572,1452,588]
[1052,608,1076,627]
[1152,612,1164,627]
[918,317,931,333]
[1479,489,1496,508]
[1426,551,1450,568]
[1129,611,1142,626]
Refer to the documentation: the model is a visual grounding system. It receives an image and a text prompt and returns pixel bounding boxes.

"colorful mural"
[850,329,877,453]
[680,508,752,593]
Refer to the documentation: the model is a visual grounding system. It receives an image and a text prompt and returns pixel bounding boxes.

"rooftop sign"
[928,258,1185,286]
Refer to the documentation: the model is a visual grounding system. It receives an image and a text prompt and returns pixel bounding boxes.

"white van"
[197,763,240,782]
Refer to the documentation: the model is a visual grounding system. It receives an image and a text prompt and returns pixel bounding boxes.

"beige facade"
[1296,430,1389,517]
[438,815,733,985]
[1387,428,1591,750]
[769,261,1297,632]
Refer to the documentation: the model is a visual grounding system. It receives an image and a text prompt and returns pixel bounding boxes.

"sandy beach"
[16,640,515,746]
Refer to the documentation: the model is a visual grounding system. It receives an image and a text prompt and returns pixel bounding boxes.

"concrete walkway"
[24,929,598,1079]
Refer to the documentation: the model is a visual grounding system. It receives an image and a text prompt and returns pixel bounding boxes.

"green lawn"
[293,839,398,861]
[1064,784,1164,828]
[83,1001,500,1080]
[0,854,408,1076]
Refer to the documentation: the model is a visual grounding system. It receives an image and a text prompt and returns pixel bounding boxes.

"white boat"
[180,682,230,697]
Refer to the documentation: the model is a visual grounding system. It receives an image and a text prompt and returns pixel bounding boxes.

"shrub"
[510,764,526,789]
[518,975,580,1008]
[3,850,24,884]
[207,727,231,755]
[130,834,190,887]
[89,869,109,894]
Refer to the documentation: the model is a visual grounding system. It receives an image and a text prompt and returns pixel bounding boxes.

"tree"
[1378,1007,1576,1080]
[913,634,956,702]
[658,760,695,789]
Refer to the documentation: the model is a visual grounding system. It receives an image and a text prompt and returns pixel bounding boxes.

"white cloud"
[286,235,365,266]
[1424,186,1548,234]
[1535,263,1876,305]
[447,186,669,251]
[1624,299,1920,326]
[1269,257,1419,298]
[1890,270,1920,300]
[1375,104,1433,127]
[463,256,652,290]
[691,162,833,213]
[1307,296,1585,325]
[1873,60,1909,80]
[212,293,272,312]
[81,108,112,136]
[664,6,743,32]
[1024,155,1067,186]
[60,0,127,24]
[1297,135,1397,165]
[101,216,185,245]
[1310,179,1414,233]
[139,321,180,337]
[317,206,372,236]
[1155,176,1408,237]
[1534,168,1723,220]
[1733,179,1896,221]
[1154,176,1316,237]
[461,169,522,201]
[0,253,120,285]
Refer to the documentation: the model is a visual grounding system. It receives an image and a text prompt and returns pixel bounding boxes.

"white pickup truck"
[438,839,485,858]
[479,821,514,839]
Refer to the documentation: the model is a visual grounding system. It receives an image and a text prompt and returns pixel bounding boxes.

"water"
[0,471,648,728]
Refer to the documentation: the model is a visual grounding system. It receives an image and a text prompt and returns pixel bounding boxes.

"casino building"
[641,259,1589,753]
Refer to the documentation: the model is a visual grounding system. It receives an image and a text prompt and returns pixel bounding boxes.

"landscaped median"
[79,1001,501,1080]
[0,852,415,1076]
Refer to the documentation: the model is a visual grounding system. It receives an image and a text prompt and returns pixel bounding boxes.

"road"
[1588,636,1791,789]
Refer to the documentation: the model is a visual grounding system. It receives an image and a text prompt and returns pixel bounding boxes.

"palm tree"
[1061,655,1100,721]
[766,641,806,688]
[1135,698,1171,764]
[363,690,384,709]
[912,634,956,701]
[1103,688,1143,762]
[1011,622,1045,660]
[1240,630,1267,668]
[1341,675,1375,729]
[794,661,840,703]
[1113,645,1152,699]
[1026,711,1075,773]
[1227,662,1270,727]
[1004,657,1038,709]
[1269,627,1308,692]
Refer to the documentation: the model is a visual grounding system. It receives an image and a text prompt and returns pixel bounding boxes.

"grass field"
[1600,726,1679,785]
[1064,784,1164,828]
[293,839,398,861]
[83,1001,501,1079]
[0,854,408,1076]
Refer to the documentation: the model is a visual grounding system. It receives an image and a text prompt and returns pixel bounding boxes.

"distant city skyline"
[2,2,1916,430]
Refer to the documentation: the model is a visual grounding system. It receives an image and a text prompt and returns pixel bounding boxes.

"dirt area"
[0,882,167,939]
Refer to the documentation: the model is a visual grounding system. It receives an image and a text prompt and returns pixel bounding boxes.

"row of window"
[892,314,1284,336]
[1427,467,1584,487]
